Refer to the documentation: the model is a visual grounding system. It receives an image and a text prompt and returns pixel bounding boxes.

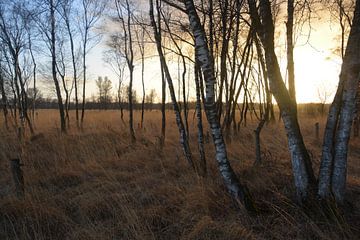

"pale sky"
[84,11,343,104]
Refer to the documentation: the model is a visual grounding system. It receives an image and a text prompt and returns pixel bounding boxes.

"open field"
[0,110,359,239]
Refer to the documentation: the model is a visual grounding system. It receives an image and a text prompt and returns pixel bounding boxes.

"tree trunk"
[150,0,194,169]
[184,0,255,211]
[195,62,207,177]
[125,0,136,142]
[28,35,37,124]
[286,0,296,103]
[65,17,79,128]
[81,39,86,126]
[248,0,316,201]
[50,0,66,133]
[141,47,145,129]
[332,2,360,202]
[0,72,8,129]
[318,0,360,203]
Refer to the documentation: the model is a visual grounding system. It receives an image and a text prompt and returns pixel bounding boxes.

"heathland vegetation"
[1,0,360,239]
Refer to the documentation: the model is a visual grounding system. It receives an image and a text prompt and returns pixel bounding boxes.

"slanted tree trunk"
[248,0,315,201]
[184,0,255,211]
[331,1,360,203]
[15,60,34,135]
[149,0,194,169]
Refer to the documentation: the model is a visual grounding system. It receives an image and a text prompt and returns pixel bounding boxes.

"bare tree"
[59,0,81,128]
[183,0,255,211]
[96,76,112,109]
[50,0,66,132]
[0,1,34,135]
[0,64,9,129]
[247,0,316,202]
[80,0,106,126]
[149,0,195,169]
[134,18,146,129]
[318,0,360,203]
[114,0,136,142]
[104,44,126,120]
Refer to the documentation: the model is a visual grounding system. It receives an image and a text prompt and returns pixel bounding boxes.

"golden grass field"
[0,109,359,239]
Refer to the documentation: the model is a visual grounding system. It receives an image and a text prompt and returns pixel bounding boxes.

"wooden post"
[315,122,320,140]
[10,159,24,199]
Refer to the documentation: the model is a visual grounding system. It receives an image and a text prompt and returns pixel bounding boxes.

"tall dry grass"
[0,109,359,239]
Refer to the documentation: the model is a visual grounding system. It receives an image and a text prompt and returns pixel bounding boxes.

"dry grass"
[0,109,359,239]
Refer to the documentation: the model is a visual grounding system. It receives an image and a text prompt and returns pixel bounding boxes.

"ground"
[0,109,359,239]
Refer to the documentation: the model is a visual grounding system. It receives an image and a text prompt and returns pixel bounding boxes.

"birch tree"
[114,0,136,142]
[183,0,255,210]
[149,0,195,169]
[80,0,106,126]
[247,0,316,202]
[318,0,360,203]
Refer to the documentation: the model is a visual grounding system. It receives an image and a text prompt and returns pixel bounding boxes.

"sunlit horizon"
[77,13,343,105]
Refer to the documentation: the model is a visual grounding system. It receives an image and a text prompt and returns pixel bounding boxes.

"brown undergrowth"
[0,110,359,239]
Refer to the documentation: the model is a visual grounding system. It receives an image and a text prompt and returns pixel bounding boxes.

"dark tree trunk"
[65,14,79,128]
[0,72,8,129]
[81,37,87,126]
[50,0,66,133]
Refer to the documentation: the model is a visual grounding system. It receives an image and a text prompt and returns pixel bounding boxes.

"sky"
[83,9,343,104]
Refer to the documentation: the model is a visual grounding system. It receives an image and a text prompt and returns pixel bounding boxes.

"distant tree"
[317,81,334,115]
[145,88,157,110]
[26,87,42,108]
[104,33,126,120]
[126,85,138,105]
[96,76,112,109]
